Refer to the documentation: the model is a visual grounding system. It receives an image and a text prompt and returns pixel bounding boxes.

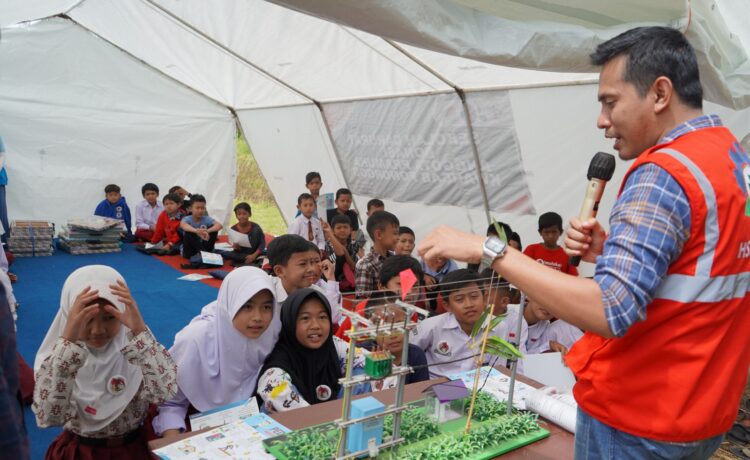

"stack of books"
[58,216,123,255]
[8,220,55,257]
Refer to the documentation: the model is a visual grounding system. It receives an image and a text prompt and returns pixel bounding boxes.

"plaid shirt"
[596,115,724,337]
[355,248,390,298]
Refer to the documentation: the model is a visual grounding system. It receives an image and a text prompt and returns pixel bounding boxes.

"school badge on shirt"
[435,341,451,356]
[316,384,332,401]
[108,375,127,395]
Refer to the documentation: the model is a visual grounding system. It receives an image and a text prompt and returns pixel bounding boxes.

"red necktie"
[307,220,314,241]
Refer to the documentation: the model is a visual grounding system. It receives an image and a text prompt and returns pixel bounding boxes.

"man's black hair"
[366,210,399,239]
[378,255,423,286]
[297,193,314,205]
[367,199,384,211]
[335,188,352,200]
[267,234,319,267]
[234,202,251,215]
[538,212,563,232]
[104,184,120,194]
[305,171,321,185]
[398,226,415,237]
[486,221,513,240]
[168,185,182,194]
[441,269,483,295]
[590,26,702,109]
[330,214,352,228]
[190,194,206,204]
[162,193,181,205]
[141,183,159,196]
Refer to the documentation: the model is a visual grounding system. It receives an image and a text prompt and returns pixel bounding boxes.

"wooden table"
[149,369,574,459]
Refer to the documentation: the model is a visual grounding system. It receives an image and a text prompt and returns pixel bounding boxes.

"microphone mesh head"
[587,152,616,181]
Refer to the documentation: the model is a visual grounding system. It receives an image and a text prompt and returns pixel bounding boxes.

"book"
[200,251,224,266]
[154,414,289,460]
[227,228,252,248]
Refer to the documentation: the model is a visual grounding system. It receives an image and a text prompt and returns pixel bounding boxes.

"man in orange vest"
[419,26,750,458]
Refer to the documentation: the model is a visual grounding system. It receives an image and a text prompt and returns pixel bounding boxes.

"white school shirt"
[287,215,326,250]
[505,303,552,354]
[411,313,508,379]
[502,304,528,373]
[541,319,583,350]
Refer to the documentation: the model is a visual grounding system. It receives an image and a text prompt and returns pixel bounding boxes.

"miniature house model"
[424,379,469,423]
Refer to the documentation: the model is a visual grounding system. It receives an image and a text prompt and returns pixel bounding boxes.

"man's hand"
[197,229,210,241]
[321,259,335,281]
[548,340,569,356]
[418,225,484,264]
[563,217,607,263]
[321,221,334,240]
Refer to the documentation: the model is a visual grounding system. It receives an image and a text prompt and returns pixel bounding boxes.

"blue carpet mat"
[12,243,220,460]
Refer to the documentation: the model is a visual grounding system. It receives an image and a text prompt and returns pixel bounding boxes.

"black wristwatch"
[481,236,507,267]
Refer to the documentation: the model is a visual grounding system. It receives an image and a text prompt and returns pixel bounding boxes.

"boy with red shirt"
[150,193,184,255]
[523,212,578,276]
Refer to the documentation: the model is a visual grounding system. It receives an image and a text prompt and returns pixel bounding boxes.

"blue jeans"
[575,408,724,460]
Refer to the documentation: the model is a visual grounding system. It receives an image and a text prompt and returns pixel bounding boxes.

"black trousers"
[182,231,218,259]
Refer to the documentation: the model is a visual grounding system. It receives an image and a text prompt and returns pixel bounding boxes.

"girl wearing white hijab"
[152,266,276,438]
[32,265,177,460]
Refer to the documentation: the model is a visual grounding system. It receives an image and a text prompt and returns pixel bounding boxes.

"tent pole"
[385,40,492,224]
[314,102,367,228]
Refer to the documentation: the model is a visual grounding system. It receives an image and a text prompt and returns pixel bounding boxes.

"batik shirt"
[33,330,177,437]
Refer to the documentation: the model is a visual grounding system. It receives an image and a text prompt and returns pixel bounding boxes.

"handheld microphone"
[570,152,616,267]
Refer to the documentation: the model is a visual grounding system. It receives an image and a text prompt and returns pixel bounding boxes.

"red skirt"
[45,428,152,460]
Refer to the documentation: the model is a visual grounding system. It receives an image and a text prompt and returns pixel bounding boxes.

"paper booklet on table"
[189,397,259,431]
[200,251,224,266]
[154,413,289,460]
[227,228,252,248]
[448,366,535,410]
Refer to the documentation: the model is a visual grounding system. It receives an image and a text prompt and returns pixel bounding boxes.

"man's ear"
[652,76,673,114]
[273,265,285,278]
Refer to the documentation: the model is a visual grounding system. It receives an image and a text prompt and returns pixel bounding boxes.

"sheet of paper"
[178,273,213,281]
[522,352,576,392]
[200,251,224,266]
[153,414,289,460]
[213,242,233,251]
[189,398,260,431]
[227,228,252,248]
[448,366,535,410]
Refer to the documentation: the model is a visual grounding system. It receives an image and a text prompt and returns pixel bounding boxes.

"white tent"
[2,0,750,273]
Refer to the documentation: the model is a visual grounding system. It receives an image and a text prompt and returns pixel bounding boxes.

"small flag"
[399,268,418,300]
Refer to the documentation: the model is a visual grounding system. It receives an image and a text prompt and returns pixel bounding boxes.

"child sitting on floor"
[394,226,416,256]
[94,184,133,240]
[326,188,360,237]
[412,269,510,378]
[288,193,325,252]
[179,194,223,261]
[153,267,276,438]
[368,294,430,390]
[32,265,177,459]
[134,183,163,242]
[322,214,361,292]
[355,210,400,298]
[256,288,368,411]
[267,235,341,325]
[220,202,265,267]
[147,193,184,255]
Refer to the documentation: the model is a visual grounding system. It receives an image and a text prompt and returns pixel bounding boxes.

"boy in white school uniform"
[411,269,510,378]
[288,193,325,252]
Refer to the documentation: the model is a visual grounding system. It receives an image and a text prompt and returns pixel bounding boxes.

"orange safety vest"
[566,126,750,442]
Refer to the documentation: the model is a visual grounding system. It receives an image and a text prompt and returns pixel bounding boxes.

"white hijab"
[169,266,278,412]
[34,265,143,433]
